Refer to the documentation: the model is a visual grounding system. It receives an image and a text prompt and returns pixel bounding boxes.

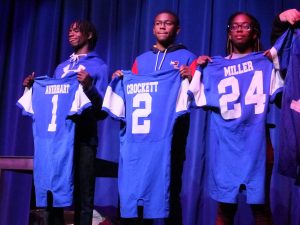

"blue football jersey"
[17,73,91,207]
[189,52,283,204]
[102,69,189,218]
[278,29,300,181]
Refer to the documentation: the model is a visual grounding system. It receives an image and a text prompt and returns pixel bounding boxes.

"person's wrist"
[83,84,93,92]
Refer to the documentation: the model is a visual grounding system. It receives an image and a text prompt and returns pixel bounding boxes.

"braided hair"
[70,20,98,50]
[226,12,262,55]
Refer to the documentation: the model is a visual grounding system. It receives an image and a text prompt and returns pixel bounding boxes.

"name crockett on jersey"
[224,60,254,77]
[127,81,158,95]
[45,84,70,94]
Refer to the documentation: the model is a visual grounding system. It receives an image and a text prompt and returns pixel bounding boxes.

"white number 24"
[218,71,266,119]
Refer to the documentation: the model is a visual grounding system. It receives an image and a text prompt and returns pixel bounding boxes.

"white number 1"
[48,95,58,132]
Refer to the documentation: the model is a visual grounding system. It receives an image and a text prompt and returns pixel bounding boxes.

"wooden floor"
[29,209,74,225]
[0,156,118,225]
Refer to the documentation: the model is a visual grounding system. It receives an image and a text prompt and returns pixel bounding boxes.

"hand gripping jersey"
[278,29,300,181]
[189,52,283,204]
[54,52,108,146]
[54,51,107,99]
[17,73,91,207]
[102,69,189,218]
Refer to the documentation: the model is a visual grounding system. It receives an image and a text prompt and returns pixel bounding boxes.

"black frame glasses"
[228,23,252,31]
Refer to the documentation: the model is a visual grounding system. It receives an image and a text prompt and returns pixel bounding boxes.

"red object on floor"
[98,218,113,225]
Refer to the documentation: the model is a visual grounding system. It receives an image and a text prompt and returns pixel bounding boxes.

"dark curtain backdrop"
[1,0,300,225]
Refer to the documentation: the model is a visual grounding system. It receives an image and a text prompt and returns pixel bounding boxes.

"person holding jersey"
[193,12,285,225]
[23,20,108,225]
[270,9,300,183]
[113,10,196,78]
[112,10,197,225]
[271,8,300,45]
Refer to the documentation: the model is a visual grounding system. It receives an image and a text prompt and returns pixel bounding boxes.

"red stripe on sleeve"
[131,60,138,74]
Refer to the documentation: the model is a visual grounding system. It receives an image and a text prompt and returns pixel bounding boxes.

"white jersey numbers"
[48,94,58,132]
[245,71,266,114]
[132,93,152,134]
[218,76,241,119]
[218,70,266,119]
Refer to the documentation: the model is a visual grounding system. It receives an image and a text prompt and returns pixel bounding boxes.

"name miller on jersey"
[127,81,158,95]
[224,60,254,77]
[45,84,70,94]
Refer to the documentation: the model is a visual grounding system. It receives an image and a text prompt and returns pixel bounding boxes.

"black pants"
[120,207,153,225]
[44,192,65,225]
[74,144,97,225]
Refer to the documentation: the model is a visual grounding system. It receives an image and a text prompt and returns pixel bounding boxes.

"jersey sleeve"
[131,59,138,74]
[269,69,284,102]
[16,87,34,116]
[102,76,125,120]
[188,67,207,107]
[189,59,198,78]
[270,28,294,71]
[70,84,92,115]
[175,78,190,113]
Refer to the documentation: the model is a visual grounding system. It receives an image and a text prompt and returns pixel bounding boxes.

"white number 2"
[217,71,266,119]
[218,76,241,119]
[132,93,152,134]
[48,95,58,132]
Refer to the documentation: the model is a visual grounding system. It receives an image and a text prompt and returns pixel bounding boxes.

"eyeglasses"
[154,20,175,27]
[228,23,252,31]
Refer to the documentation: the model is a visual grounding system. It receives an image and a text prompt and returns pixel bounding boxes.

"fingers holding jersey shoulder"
[263,49,276,62]
[23,72,35,88]
[112,70,124,79]
[279,9,300,25]
[196,55,212,67]
[77,70,93,91]
[179,65,192,81]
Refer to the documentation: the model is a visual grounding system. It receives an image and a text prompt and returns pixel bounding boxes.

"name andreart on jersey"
[224,61,254,77]
[45,84,70,94]
[127,81,159,95]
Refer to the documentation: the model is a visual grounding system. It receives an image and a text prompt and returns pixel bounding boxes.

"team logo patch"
[62,64,86,78]
[170,61,179,69]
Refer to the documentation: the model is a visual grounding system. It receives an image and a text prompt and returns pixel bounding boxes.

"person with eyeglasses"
[192,12,286,225]
[198,12,261,65]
